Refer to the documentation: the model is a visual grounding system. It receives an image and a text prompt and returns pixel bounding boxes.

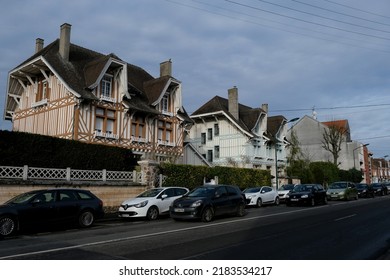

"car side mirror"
[161,194,168,200]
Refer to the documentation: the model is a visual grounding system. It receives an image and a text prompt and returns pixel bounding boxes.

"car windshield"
[137,188,164,198]
[329,182,347,189]
[279,185,294,191]
[5,192,38,204]
[292,185,312,192]
[243,187,261,193]
[187,186,216,198]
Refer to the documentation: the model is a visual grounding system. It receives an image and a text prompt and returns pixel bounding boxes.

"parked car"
[356,183,374,198]
[370,183,388,196]
[0,188,104,238]
[326,181,358,201]
[383,182,390,193]
[243,186,279,207]
[285,184,327,206]
[277,184,295,203]
[118,187,189,220]
[170,184,246,222]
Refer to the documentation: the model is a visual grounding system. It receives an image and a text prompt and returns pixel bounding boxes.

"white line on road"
[334,214,357,221]
[0,206,326,260]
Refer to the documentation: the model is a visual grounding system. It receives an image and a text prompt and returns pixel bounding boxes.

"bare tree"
[322,124,347,166]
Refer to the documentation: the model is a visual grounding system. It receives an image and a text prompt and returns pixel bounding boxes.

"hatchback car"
[356,183,374,198]
[326,181,358,201]
[170,184,246,222]
[370,183,388,196]
[277,184,295,203]
[243,186,279,207]
[0,188,104,238]
[285,184,327,206]
[118,187,189,220]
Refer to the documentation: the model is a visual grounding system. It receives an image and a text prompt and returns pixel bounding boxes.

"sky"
[1,0,390,157]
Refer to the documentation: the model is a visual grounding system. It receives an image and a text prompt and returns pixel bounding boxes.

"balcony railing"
[94,130,119,139]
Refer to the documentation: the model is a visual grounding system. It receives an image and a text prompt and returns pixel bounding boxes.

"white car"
[118,187,189,220]
[243,186,279,207]
[277,184,295,203]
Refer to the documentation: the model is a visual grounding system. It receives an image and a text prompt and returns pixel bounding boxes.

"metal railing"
[0,165,145,183]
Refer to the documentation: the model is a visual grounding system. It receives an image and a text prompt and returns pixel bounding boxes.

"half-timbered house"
[4,23,192,162]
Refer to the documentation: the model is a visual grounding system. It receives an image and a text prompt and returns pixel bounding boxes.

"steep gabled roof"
[192,95,265,134]
[267,115,286,138]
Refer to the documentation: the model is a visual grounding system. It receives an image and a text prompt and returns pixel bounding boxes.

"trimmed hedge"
[0,130,137,171]
[159,163,271,190]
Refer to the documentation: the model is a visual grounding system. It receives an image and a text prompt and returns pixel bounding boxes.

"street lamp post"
[275,117,299,190]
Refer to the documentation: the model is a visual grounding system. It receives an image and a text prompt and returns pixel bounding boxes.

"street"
[1,195,389,260]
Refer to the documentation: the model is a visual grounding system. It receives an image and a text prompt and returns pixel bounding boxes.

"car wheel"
[236,203,246,217]
[146,206,159,221]
[0,215,16,238]
[256,198,263,208]
[274,196,280,206]
[201,207,214,222]
[78,210,95,228]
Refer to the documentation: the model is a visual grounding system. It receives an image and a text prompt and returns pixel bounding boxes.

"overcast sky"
[1,0,390,157]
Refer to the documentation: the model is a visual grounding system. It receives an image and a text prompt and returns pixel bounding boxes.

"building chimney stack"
[59,23,71,61]
[35,38,44,53]
[261,103,268,113]
[160,59,172,77]
[228,86,239,120]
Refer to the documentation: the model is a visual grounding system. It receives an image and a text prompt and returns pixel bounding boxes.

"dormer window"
[33,78,50,107]
[100,75,115,102]
[161,94,173,116]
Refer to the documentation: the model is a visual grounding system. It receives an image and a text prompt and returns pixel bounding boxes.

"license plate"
[331,195,338,198]
[291,198,299,201]
[174,208,184,213]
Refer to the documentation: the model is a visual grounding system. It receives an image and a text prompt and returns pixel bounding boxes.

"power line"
[252,0,390,34]
[225,0,390,41]
[270,103,390,113]
[165,0,390,53]
[321,0,390,20]
[292,0,390,28]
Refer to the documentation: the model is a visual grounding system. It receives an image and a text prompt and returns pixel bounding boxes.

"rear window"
[227,186,240,196]
[76,191,95,200]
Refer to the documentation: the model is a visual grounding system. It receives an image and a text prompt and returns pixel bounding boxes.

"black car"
[285,184,327,206]
[169,184,246,222]
[0,188,104,238]
[356,183,374,198]
[371,183,388,196]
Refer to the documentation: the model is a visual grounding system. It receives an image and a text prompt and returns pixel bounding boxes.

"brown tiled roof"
[322,119,350,135]
[9,38,192,124]
[267,115,286,137]
[144,76,171,104]
[192,95,265,133]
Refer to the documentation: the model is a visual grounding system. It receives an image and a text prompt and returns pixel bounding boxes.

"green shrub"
[159,163,271,190]
[0,130,137,170]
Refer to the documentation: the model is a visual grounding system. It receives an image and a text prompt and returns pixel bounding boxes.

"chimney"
[35,38,44,53]
[228,86,239,120]
[59,23,71,61]
[261,103,268,113]
[160,59,172,77]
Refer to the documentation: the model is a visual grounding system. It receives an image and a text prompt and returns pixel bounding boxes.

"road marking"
[0,206,326,260]
[334,214,357,221]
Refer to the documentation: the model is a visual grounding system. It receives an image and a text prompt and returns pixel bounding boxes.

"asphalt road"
[1,195,389,260]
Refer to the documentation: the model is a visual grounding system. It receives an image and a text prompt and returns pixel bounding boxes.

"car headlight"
[286,194,290,198]
[135,200,148,208]
[301,194,308,198]
[191,200,203,207]
[339,191,345,195]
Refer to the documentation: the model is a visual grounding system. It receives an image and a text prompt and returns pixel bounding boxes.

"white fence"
[0,165,144,183]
